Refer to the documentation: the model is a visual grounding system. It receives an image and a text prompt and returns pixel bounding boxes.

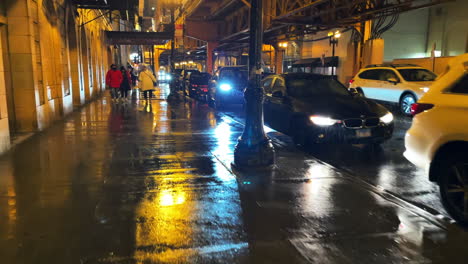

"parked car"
[349,64,437,115]
[179,69,200,95]
[262,73,394,146]
[404,53,468,225]
[210,66,248,108]
[187,72,211,101]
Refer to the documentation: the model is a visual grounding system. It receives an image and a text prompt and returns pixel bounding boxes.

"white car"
[404,53,468,225]
[349,65,437,115]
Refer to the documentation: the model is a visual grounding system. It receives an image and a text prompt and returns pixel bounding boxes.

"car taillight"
[201,88,208,92]
[349,79,355,85]
[410,103,434,116]
[192,84,198,87]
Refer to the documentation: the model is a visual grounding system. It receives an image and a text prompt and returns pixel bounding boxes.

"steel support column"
[206,42,219,74]
[275,46,284,74]
[233,0,275,168]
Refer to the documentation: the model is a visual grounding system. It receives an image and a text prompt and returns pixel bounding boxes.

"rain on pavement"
[1,85,468,263]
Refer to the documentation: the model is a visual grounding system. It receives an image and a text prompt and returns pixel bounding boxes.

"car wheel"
[399,93,416,116]
[438,153,468,226]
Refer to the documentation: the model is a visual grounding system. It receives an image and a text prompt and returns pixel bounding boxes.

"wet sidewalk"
[1,87,468,263]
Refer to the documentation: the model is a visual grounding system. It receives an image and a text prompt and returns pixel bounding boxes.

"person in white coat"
[138,65,157,100]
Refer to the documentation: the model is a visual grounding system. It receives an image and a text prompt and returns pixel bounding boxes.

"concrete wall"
[382,8,429,61]
[0,0,112,155]
[426,0,468,56]
[392,56,454,75]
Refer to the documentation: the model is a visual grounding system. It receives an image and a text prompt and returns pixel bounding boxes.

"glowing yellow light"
[328,31,334,37]
[279,42,288,48]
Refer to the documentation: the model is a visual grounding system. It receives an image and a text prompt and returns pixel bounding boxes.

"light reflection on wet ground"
[1,86,468,263]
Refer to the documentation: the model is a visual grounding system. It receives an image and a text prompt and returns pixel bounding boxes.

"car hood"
[292,95,389,119]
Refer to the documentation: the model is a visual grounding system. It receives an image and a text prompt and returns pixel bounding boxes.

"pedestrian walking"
[120,66,132,102]
[129,64,138,87]
[106,64,123,102]
[139,64,157,100]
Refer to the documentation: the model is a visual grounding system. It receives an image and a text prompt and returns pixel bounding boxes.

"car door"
[268,77,290,132]
[262,76,276,125]
[358,69,384,100]
[378,69,405,103]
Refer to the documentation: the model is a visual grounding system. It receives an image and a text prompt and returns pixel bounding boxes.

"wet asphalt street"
[221,101,445,218]
[1,85,468,263]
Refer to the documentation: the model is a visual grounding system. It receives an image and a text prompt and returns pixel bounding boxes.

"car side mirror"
[387,77,399,84]
[349,88,359,96]
[272,91,283,98]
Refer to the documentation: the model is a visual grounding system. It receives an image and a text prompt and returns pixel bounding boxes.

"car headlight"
[420,87,430,93]
[167,75,172,80]
[380,112,394,124]
[310,116,338,126]
[220,83,232,91]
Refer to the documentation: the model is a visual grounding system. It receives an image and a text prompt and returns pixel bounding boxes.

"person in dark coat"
[120,66,132,102]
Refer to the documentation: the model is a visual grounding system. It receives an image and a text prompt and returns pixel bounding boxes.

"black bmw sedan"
[262,73,394,146]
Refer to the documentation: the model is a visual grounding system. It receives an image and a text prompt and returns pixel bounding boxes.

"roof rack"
[365,64,421,68]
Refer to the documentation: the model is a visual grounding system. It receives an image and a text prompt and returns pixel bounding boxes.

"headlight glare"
[220,83,232,91]
[310,116,338,126]
[380,112,394,124]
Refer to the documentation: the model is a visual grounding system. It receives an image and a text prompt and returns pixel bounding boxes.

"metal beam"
[274,0,329,21]
[105,31,172,45]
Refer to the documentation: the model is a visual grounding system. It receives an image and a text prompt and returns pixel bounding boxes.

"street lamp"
[233,0,275,168]
[328,30,341,78]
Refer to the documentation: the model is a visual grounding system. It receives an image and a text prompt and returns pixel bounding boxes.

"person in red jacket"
[106,64,123,102]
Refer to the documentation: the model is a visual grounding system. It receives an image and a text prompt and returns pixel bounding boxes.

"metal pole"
[168,7,178,99]
[332,40,335,76]
[233,0,275,168]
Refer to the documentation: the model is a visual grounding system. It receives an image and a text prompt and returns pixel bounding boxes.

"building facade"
[0,0,113,154]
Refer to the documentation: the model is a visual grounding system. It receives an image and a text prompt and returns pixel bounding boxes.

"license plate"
[356,129,371,138]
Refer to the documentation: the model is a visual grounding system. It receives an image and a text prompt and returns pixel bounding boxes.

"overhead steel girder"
[272,0,452,26]
[105,31,172,45]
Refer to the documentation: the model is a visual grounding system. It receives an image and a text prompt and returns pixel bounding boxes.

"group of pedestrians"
[105,63,158,102]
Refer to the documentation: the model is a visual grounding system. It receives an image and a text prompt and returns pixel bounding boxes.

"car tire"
[399,93,416,116]
[437,152,468,226]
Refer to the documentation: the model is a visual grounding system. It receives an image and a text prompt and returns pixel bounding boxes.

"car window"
[449,74,468,94]
[262,77,275,94]
[398,69,436,82]
[358,70,380,80]
[286,76,349,98]
[378,70,399,81]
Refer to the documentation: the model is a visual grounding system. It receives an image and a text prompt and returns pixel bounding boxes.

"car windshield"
[185,70,199,76]
[190,73,210,82]
[221,69,248,80]
[286,76,350,97]
[397,69,437,82]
